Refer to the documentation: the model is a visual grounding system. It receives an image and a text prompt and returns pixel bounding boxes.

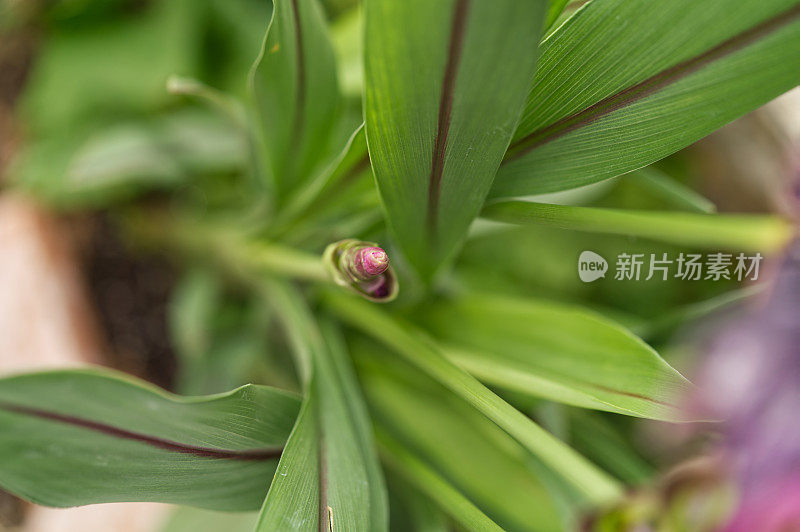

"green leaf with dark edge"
[324,291,622,505]
[481,201,792,252]
[0,368,300,511]
[257,280,387,531]
[353,339,563,531]
[249,0,340,200]
[417,293,693,422]
[364,0,548,279]
[491,0,800,197]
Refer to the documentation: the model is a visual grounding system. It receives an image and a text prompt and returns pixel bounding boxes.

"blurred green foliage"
[1,0,792,529]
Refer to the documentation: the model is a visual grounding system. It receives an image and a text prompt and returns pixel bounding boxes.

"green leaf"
[492,0,800,197]
[19,0,201,135]
[168,270,277,396]
[354,341,563,531]
[257,281,388,531]
[625,168,716,214]
[0,368,300,511]
[276,124,370,231]
[378,429,505,532]
[387,475,451,532]
[364,0,548,278]
[63,123,187,188]
[418,293,693,422]
[568,411,654,486]
[12,110,246,208]
[205,0,274,97]
[632,285,763,339]
[330,7,364,98]
[257,395,321,530]
[250,0,340,199]
[325,292,622,505]
[545,0,571,30]
[169,269,221,365]
[481,201,792,252]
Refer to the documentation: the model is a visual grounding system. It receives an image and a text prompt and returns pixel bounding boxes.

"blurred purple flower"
[723,475,800,532]
[696,241,800,530]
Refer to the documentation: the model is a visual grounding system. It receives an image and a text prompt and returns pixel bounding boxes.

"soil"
[81,215,178,390]
[0,16,179,525]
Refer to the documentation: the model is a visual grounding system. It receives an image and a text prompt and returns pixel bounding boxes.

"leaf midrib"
[426,0,470,236]
[0,401,283,461]
[504,4,800,162]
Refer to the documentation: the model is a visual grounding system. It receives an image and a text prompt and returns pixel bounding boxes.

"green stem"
[481,200,792,252]
[125,212,328,284]
[167,75,248,129]
[234,239,329,282]
[324,292,623,505]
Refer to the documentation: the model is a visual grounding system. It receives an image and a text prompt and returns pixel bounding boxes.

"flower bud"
[323,239,398,302]
[348,246,389,281]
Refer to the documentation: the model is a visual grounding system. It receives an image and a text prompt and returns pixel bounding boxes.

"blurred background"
[1,0,799,530]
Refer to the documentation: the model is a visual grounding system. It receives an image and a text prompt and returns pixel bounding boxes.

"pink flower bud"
[323,239,398,303]
[353,247,389,279]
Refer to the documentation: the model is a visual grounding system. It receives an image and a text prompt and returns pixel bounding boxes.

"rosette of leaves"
[3,0,799,530]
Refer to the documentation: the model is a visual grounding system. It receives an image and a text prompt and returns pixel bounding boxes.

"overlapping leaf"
[0,368,300,510]
[326,292,622,504]
[364,0,547,278]
[276,124,370,231]
[620,168,716,214]
[257,281,387,531]
[418,293,693,421]
[492,0,800,197]
[250,0,340,199]
[354,340,563,531]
